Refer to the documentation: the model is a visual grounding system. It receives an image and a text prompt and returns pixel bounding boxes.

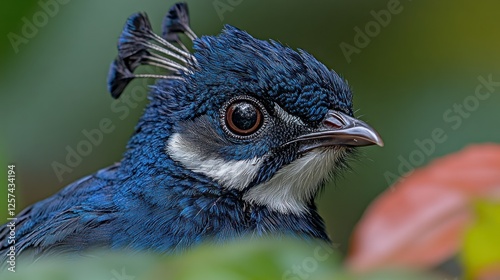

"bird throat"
[167,133,342,215]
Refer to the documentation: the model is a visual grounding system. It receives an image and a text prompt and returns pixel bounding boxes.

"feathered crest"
[107,2,197,99]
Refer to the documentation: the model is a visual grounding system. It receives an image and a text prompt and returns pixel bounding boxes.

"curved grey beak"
[295,110,384,153]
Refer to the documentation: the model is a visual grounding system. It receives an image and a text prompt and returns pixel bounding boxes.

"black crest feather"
[117,13,153,60]
[162,2,196,41]
[107,58,135,99]
[107,3,197,99]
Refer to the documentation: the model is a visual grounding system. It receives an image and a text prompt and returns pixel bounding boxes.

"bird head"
[108,3,383,215]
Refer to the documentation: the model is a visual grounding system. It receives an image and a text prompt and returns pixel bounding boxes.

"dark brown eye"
[221,95,269,139]
[225,101,263,136]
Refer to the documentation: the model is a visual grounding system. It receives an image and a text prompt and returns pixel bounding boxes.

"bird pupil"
[231,102,258,132]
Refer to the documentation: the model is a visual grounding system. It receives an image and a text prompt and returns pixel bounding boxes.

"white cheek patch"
[243,149,343,215]
[167,104,343,215]
[167,133,262,190]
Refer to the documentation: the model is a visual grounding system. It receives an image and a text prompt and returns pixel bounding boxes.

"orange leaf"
[346,144,500,272]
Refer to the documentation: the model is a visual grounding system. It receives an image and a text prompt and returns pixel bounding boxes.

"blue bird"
[0,2,383,264]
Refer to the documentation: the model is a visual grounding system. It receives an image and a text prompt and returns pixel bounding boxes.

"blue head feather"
[153,25,352,126]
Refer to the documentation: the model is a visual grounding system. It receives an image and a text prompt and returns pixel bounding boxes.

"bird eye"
[222,96,267,138]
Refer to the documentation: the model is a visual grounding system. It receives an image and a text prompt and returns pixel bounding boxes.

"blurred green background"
[1,0,499,258]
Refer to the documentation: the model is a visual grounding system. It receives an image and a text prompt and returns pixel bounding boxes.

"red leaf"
[347,144,500,272]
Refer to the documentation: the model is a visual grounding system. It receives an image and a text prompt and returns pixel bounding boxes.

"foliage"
[348,144,500,278]
[462,201,500,280]
[0,239,439,280]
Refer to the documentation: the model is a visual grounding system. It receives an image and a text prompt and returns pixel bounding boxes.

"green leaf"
[0,238,439,280]
[462,200,500,279]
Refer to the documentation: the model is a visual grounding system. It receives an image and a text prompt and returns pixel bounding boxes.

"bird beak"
[295,110,384,153]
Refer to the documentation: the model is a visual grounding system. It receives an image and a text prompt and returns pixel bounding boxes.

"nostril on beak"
[324,112,345,129]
